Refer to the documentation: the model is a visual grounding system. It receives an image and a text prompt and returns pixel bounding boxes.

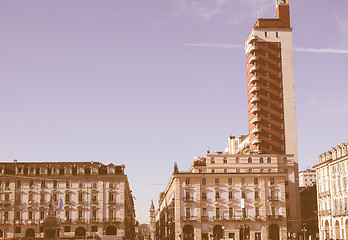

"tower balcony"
[248,66,259,74]
[251,138,262,145]
[247,45,258,55]
[246,35,258,45]
[249,75,260,84]
[250,86,260,93]
[251,117,261,124]
[250,107,260,114]
[250,96,260,103]
[248,56,259,64]
[251,128,261,134]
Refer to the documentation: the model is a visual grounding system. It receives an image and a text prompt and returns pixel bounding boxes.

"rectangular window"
[65,193,71,204]
[29,210,33,220]
[276,32,279,37]
[40,210,45,220]
[241,178,245,185]
[17,180,21,189]
[202,178,206,186]
[255,191,259,200]
[78,193,83,203]
[65,210,70,220]
[64,226,71,232]
[228,178,232,185]
[215,178,219,185]
[228,191,233,200]
[185,178,190,185]
[186,208,191,218]
[108,209,114,220]
[264,32,268,37]
[270,178,275,185]
[216,207,220,219]
[255,207,260,217]
[229,207,234,219]
[91,226,98,232]
[202,191,207,200]
[242,190,246,199]
[78,210,83,220]
[215,191,220,200]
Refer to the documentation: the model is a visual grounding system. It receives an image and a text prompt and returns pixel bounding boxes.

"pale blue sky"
[1,0,348,223]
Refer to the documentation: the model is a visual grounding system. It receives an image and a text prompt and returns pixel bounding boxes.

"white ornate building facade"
[314,141,348,240]
[153,152,298,240]
[0,161,135,239]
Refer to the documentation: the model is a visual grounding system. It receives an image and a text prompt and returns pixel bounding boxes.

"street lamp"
[302,226,307,240]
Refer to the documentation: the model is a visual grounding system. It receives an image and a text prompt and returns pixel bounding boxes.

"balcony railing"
[246,35,258,45]
[319,210,331,216]
[250,86,260,93]
[268,196,280,201]
[251,128,261,134]
[248,66,259,74]
[249,75,260,84]
[109,200,117,205]
[213,215,224,221]
[14,219,23,225]
[250,107,260,114]
[104,218,122,223]
[183,197,194,202]
[266,215,282,220]
[25,219,37,225]
[89,218,100,223]
[251,117,261,124]
[201,216,210,222]
[251,138,262,145]
[250,96,260,103]
[181,216,197,221]
[248,56,259,64]
[75,218,87,223]
[247,45,258,55]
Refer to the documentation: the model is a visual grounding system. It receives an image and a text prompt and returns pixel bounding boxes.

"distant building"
[0,161,135,239]
[300,185,318,239]
[314,141,348,240]
[299,169,316,188]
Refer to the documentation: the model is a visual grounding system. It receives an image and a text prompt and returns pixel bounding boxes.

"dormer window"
[40,167,47,175]
[109,168,114,174]
[52,167,59,175]
[17,167,23,174]
[92,167,97,174]
[65,167,72,174]
[0,167,3,174]
[79,167,84,174]
[29,167,35,174]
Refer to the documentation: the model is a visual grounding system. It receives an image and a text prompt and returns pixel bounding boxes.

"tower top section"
[276,0,289,6]
[253,0,290,29]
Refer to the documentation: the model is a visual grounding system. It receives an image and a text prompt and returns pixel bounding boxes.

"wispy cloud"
[306,96,348,117]
[183,42,244,49]
[176,0,273,23]
[293,47,348,54]
[183,42,348,54]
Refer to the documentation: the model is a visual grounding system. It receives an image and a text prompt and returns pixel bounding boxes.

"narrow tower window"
[264,32,268,37]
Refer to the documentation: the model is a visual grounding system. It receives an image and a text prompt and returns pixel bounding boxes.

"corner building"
[0,161,135,239]
[314,141,348,240]
[153,153,298,240]
[153,0,301,239]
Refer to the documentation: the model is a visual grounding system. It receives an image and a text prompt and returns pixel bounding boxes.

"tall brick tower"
[245,0,301,236]
[245,0,297,158]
